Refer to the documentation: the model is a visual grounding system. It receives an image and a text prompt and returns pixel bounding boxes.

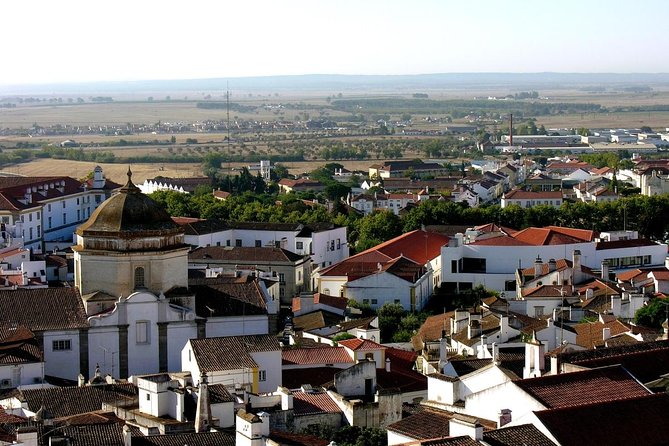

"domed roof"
[76,168,180,236]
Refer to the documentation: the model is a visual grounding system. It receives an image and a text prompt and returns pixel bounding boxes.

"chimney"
[601,260,610,280]
[278,387,293,410]
[498,409,512,428]
[572,250,582,284]
[492,342,500,366]
[195,372,212,433]
[548,259,557,273]
[523,331,545,379]
[385,357,391,372]
[509,113,513,147]
[449,415,484,441]
[123,425,132,446]
[602,327,611,341]
[78,373,85,387]
[534,256,543,277]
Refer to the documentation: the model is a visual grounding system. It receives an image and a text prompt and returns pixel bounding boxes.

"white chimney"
[572,250,582,283]
[385,357,391,372]
[449,415,483,441]
[195,372,212,433]
[601,260,610,280]
[602,327,611,341]
[534,256,543,277]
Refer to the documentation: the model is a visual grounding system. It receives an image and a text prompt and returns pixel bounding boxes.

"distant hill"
[3,72,669,96]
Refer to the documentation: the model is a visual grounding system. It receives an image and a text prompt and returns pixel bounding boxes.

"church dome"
[75,169,184,251]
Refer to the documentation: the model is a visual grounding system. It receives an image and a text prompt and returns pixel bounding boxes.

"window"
[298,271,302,281]
[36,212,40,220]
[48,204,52,212]
[451,260,458,273]
[534,306,544,317]
[235,239,242,247]
[330,240,335,251]
[504,280,516,292]
[226,240,231,247]
[278,273,285,284]
[255,240,261,247]
[62,201,66,209]
[461,257,486,274]
[136,321,150,344]
[258,370,266,382]
[146,393,151,401]
[76,198,80,205]
[275,241,281,248]
[29,228,33,240]
[394,299,401,304]
[337,239,341,249]
[29,213,32,222]
[63,213,66,224]
[48,217,52,229]
[216,241,221,246]
[53,340,71,351]
[362,299,370,304]
[95,195,102,204]
[134,267,145,288]
[296,241,303,250]
[371,299,378,305]
[77,210,80,221]
[279,288,285,298]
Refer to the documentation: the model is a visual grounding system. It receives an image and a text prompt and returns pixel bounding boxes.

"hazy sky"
[2,0,668,85]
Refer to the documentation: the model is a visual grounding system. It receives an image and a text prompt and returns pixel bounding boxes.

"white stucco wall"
[0,362,44,387]
[43,330,81,380]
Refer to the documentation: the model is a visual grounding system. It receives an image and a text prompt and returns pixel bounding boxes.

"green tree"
[634,299,669,329]
[355,211,402,252]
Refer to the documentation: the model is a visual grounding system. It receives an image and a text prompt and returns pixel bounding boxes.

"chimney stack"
[509,113,513,147]
[601,260,610,281]
[534,256,543,277]
[195,372,212,433]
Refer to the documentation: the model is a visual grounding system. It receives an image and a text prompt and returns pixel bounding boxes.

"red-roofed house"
[314,230,449,310]
[292,292,347,317]
[441,226,667,297]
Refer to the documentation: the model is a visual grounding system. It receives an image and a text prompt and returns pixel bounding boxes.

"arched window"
[134,267,145,289]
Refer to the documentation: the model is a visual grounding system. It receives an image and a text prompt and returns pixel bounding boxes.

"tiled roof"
[292,390,342,415]
[0,288,88,332]
[282,347,353,366]
[175,218,227,235]
[338,338,385,351]
[50,422,125,446]
[337,316,377,332]
[132,431,236,446]
[417,437,483,446]
[208,384,234,404]
[514,365,650,409]
[0,325,42,365]
[534,393,669,446]
[387,408,454,440]
[0,176,85,211]
[313,292,348,310]
[213,190,231,199]
[522,285,576,298]
[292,311,327,331]
[268,430,330,446]
[18,384,137,418]
[560,340,669,383]
[189,246,306,263]
[412,311,455,348]
[320,230,448,281]
[615,268,650,282]
[189,277,268,318]
[483,423,555,446]
[573,319,635,348]
[0,406,26,424]
[595,238,658,250]
[189,334,280,372]
[649,269,669,280]
[281,367,339,389]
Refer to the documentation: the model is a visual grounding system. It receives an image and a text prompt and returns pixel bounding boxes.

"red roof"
[515,365,650,409]
[320,230,447,282]
[534,393,669,446]
[338,338,385,351]
[282,347,352,366]
[292,391,342,415]
[649,269,669,281]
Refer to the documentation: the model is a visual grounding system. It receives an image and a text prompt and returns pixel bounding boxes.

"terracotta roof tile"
[514,365,650,409]
[573,319,635,348]
[0,288,88,332]
[189,246,306,263]
[132,431,235,446]
[504,189,563,199]
[292,390,342,415]
[189,335,280,372]
[534,393,669,446]
[338,338,385,351]
[483,423,556,446]
[268,430,330,446]
[282,347,353,366]
[387,408,454,440]
[18,384,137,418]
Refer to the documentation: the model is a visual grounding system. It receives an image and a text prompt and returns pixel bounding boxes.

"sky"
[2,0,669,86]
